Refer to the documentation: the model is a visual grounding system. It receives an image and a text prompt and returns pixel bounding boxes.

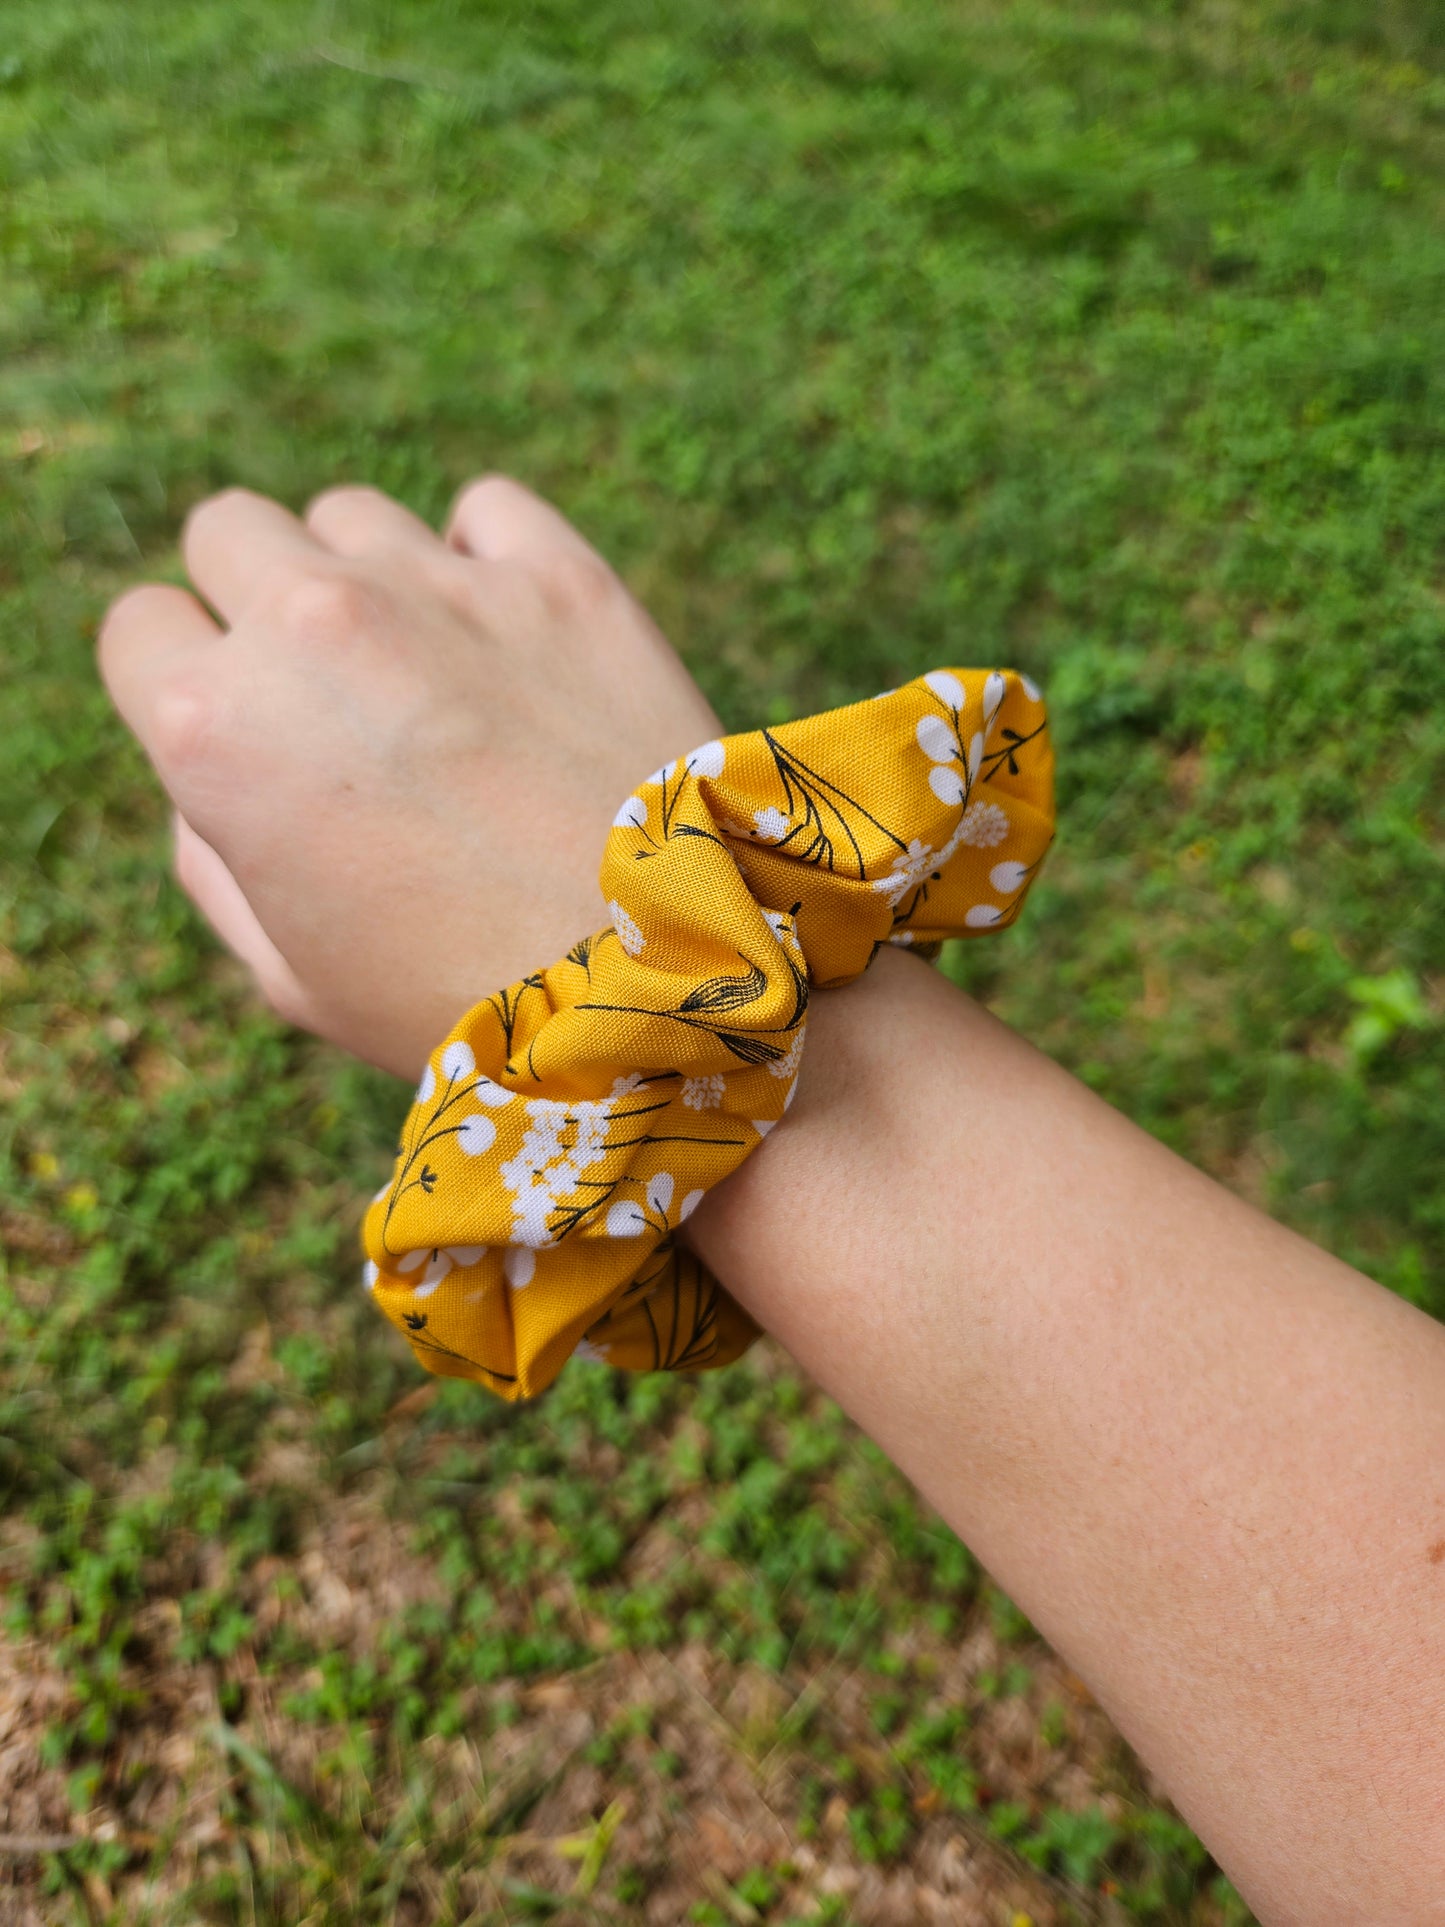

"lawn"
[2,0,1443,1919]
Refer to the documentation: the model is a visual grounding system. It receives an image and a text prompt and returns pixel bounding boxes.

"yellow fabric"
[363,668,1054,1400]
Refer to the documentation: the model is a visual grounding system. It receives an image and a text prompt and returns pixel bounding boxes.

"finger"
[445,474,602,571]
[182,486,327,624]
[173,815,314,1028]
[304,484,448,566]
[97,582,221,751]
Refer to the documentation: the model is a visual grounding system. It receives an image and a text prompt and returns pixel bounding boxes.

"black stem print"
[889,684,1041,932]
[381,1063,498,1257]
[578,946,808,1067]
[981,719,1048,782]
[625,816,664,855]
[925,686,976,812]
[583,1233,727,1372]
[602,1132,750,1151]
[893,884,927,928]
[543,1116,744,1242]
[672,1274,723,1371]
[511,1096,739,1245]
[623,758,717,850]
[679,956,768,1014]
[761,731,910,877]
[398,1312,517,1385]
[666,1262,679,1370]
[636,1245,725,1371]
[489,975,544,1062]
[641,1290,664,1370]
[660,760,685,840]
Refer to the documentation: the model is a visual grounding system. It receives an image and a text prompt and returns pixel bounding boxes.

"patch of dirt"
[0,1473,1143,1924]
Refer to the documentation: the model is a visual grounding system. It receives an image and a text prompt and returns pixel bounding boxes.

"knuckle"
[305,483,386,528]
[273,568,375,644]
[151,680,219,770]
[448,472,524,538]
[546,550,616,612]
[457,472,516,513]
[97,583,161,653]
[183,485,258,543]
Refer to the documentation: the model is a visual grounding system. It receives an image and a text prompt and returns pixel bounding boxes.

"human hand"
[98,478,719,1078]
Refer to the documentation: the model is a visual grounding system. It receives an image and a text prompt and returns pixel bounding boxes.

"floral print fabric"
[363,668,1054,1400]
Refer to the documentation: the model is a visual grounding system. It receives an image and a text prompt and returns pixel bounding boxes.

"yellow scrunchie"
[364,668,1053,1400]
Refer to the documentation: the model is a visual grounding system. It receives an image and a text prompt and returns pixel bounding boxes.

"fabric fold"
[363,667,1054,1400]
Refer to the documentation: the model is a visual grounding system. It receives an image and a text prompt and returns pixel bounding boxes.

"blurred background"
[2,1,1442,1920]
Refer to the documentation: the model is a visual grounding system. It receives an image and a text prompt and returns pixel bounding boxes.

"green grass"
[2,0,1443,1919]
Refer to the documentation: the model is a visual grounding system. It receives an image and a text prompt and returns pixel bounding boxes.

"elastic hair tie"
[363,669,1054,1400]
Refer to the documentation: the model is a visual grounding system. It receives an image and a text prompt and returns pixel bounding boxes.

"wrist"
[684,944,940,1329]
[364,663,1053,1402]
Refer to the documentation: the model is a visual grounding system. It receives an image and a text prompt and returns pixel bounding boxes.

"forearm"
[690,948,1445,1923]
[104,473,1444,1914]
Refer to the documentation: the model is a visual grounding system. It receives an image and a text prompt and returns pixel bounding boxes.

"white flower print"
[606,1200,648,1237]
[682,1074,725,1110]
[362,1259,379,1291]
[926,793,1011,876]
[956,800,1009,848]
[504,1246,536,1288]
[494,1078,664,1252]
[752,806,790,841]
[609,900,646,957]
[613,795,648,829]
[761,907,803,954]
[924,669,964,711]
[872,837,936,908]
[440,1041,476,1082]
[605,1170,677,1238]
[457,1113,498,1156]
[965,904,1004,928]
[377,1054,523,1268]
[768,1028,805,1081]
[416,1048,483,1109]
[500,1096,610,1248]
[916,714,957,763]
[572,1337,612,1365]
[990,859,1030,894]
[398,1243,487,1298]
[679,1189,705,1221]
[911,674,1021,860]
[928,764,967,807]
[683,740,725,779]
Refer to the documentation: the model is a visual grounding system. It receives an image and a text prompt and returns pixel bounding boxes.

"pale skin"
[99,479,1445,1923]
